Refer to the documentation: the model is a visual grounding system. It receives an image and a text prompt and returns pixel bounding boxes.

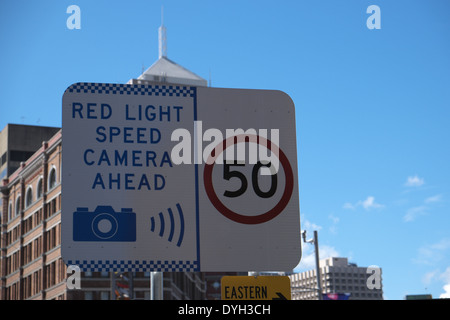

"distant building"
[127,14,207,88]
[129,56,207,87]
[289,257,383,300]
[0,124,59,180]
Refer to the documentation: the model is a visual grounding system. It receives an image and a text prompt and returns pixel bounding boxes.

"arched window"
[37,177,43,199]
[15,196,21,217]
[48,167,57,190]
[8,202,12,221]
[25,186,33,208]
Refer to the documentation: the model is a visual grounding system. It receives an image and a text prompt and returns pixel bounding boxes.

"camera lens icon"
[73,206,136,242]
[92,213,118,240]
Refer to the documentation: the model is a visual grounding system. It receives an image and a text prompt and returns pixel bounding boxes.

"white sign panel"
[62,82,301,272]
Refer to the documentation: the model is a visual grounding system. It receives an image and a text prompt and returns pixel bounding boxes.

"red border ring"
[203,134,294,225]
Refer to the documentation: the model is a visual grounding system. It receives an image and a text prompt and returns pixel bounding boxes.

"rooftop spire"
[158,6,167,59]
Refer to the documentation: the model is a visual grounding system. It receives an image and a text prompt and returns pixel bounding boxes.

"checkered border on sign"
[66,82,195,97]
[67,260,199,272]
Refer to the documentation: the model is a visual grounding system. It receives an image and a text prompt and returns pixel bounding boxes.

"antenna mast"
[158,6,167,59]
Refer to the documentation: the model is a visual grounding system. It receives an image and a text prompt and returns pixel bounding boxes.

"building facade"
[0,124,60,180]
[0,129,65,299]
[289,257,383,300]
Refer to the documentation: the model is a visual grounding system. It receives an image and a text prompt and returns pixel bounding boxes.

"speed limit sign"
[196,87,301,271]
[62,83,300,272]
[203,134,294,225]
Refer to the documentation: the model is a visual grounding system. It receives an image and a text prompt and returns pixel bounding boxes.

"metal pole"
[129,272,134,300]
[313,231,323,300]
[110,272,116,300]
[150,271,163,300]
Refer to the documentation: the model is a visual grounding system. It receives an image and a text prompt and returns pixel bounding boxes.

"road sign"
[221,276,291,300]
[62,82,301,272]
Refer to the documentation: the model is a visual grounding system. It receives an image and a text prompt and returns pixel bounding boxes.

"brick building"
[0,129,65,299]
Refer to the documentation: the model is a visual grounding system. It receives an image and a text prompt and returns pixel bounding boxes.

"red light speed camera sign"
[62,83,301,272]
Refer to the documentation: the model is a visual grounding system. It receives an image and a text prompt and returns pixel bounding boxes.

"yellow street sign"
[221,276,291,300]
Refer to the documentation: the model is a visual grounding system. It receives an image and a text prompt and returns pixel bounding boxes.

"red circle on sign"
[203,134,294,224]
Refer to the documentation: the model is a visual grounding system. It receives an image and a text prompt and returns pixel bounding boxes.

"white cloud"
[403,205,428,222]
[343,202,355,210]
[302,219,322,232]
[328,214,340,235]
[440,284,450,298]
[432,239,450,251]
[414,238,450,265]
[405,175,425,187]
[362,196,384,210]
[343,196,384,211]
[417,248,450,298]
[294,244,339,273]
[296,244,315,271]
[439,267,450,299]
[294,218,339,272]
[425,194,442,204]
[422,270,439,286]
[403,194,442,222]
[440,267,450,283]
[328,214,339,224]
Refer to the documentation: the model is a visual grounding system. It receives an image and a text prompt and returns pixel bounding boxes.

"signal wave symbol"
[150,203,185,247]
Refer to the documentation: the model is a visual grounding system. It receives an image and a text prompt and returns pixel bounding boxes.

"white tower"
[158,7,167,59]
[128,7,207,87]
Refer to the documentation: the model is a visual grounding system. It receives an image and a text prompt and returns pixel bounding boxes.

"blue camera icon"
[73,206,136,242]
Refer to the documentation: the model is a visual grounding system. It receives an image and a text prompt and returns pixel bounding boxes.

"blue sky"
[1,0,449,300]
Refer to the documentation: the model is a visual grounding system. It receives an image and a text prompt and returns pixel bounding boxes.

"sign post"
[62,82,301,272]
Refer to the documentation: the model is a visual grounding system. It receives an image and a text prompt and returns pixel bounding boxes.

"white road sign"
[62,82,301,272]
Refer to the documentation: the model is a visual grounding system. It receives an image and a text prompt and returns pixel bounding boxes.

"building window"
[48,167,57,190]
[8,202,13,221]
[101,291,110,300]
[15,196,21,217]
[37,177,43,199]
[26,186,33,208]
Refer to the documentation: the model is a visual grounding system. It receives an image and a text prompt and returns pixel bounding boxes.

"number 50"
[223,161,277,199]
